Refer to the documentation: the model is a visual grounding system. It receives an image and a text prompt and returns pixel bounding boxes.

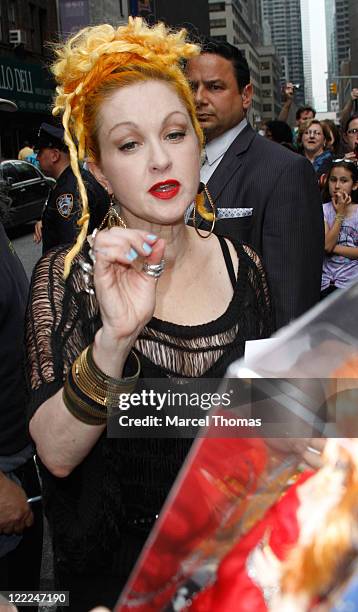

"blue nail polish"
[143,242,152,254]
[146,234,157,241]
[126,248,138,262]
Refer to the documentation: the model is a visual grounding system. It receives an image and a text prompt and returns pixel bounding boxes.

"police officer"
[35,122,110,254]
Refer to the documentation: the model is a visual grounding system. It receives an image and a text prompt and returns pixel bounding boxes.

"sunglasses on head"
[332,158,357,165]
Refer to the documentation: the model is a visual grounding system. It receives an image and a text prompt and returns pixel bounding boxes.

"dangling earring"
[193,183,216,239]
[98,193,127,230]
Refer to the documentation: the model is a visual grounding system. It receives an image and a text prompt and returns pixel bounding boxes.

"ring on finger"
[142,259,165,279]
[89,246,109,265]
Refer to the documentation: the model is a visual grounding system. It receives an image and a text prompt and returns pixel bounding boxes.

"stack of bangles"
[335,213,345,223]
[63,345,140,425]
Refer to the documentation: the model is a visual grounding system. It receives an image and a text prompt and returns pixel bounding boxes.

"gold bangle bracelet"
[72,345,140,407]
[63,380,107,425]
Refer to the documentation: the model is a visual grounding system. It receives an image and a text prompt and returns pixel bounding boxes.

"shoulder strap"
[218,236,236,290]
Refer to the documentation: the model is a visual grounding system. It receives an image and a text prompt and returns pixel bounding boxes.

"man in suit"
[186,39,324,330]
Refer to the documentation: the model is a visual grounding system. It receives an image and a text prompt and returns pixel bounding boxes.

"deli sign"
[0,57,54,113]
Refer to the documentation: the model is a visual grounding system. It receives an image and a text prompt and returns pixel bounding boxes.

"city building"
[0,0,58,159]
[208,0,281,125]
[151,0,210,36]
[325,0,353,112]
[208,0,262,123]
[58,0,129,37]
[257,44,282,121]
[248,0,264,47]
[261,0,305,106]
[127,0,209,35]
[335,0,350,69]
[300,0,313,106]
[325,0,338,111]
[348,0,358,92]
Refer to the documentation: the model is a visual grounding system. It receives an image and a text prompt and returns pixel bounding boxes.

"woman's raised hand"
[333,190,351,214]
[92,228,165,344]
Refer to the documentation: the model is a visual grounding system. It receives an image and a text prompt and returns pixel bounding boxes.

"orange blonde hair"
[51,17,204,277]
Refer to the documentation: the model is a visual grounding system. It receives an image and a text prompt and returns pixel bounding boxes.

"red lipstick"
[148,180,180,200]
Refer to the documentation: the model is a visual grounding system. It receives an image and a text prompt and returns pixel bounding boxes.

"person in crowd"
[321,159,358,298]
[295,105,316,126]
[24,149,40,170]
[33,123,110,253]
[297,118,333,180]
[0,98,42,612]
[342,114,358,162]
[17,140,34,161]
[185,38,324,330]
[321,118,343,158]
[26,19,275,611]
[340,87,358,132]
[278,82,315,133]
[264,120,294,150]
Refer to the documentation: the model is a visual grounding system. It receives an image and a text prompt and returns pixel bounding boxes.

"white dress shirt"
[200,118,248,184]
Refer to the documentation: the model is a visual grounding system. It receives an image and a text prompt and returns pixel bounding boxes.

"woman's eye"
[119,141,138,151]
[166,131,186,141]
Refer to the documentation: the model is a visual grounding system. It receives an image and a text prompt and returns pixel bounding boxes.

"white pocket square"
[217,207,253,219]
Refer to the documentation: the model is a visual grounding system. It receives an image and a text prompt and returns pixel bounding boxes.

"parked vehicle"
[0,160,55,227]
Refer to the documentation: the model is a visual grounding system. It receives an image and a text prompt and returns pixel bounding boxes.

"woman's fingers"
[91,230,164,282]
[93,228,160,265]
[139,238,166,282]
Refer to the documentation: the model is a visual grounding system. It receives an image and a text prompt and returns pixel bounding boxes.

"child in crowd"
[321,160,358,298]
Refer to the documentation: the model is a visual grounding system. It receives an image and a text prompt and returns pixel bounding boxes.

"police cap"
[36,123,68,152]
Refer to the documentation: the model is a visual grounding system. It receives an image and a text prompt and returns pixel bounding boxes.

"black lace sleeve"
[241,243,274,339]
[25,247,100,415]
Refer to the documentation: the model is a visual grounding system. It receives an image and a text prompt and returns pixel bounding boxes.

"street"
[8,223,42,280]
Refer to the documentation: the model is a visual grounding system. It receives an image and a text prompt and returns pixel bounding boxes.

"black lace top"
[26,238,272,576]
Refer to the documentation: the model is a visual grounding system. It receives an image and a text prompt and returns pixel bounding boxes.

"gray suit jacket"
[198,124,324,330]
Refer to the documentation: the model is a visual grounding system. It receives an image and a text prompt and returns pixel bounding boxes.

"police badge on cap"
[56,193,74,218]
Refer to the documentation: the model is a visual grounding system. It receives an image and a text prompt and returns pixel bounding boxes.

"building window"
[212,35,227,42]
[210,18,226,28]
[263,104,272,112]
[8,0,16,23]
[260,61,270,70]
[262,89,271,98]
[261,75,271,84]
[209,2,225,11]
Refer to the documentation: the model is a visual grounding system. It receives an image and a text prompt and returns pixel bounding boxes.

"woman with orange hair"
[25,18,272,611]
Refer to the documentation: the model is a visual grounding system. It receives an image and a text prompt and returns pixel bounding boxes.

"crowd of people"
[0,16,358,612]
